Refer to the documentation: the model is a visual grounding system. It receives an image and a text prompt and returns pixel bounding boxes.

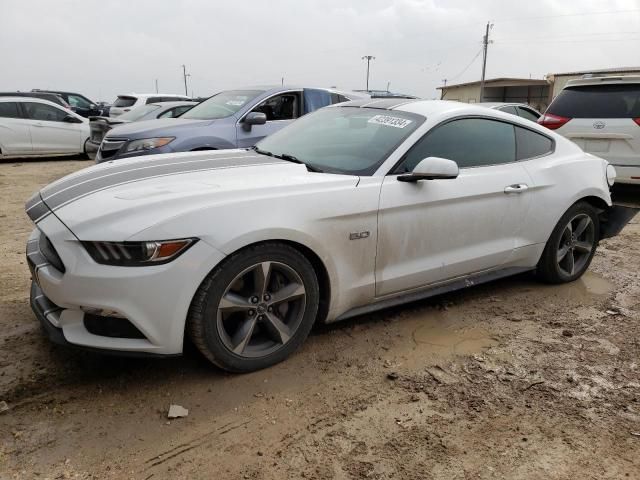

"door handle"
[504,184,529,194]
[32,122,44,127]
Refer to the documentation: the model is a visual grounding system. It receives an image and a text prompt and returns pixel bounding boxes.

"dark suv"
[31,90,105,117]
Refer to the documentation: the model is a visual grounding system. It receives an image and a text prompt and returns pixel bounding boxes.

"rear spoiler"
[600,205,638,240]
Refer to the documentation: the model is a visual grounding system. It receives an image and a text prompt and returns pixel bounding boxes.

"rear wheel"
[536,202,599,283]
[187,243,319,372]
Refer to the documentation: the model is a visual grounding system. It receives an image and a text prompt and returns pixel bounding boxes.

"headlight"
[83,239,197,266]
[124,137,175,153]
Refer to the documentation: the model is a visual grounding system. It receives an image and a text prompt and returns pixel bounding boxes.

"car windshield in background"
[256,107,424,175]
[180,90,264,120]
[118,104,161,121]
[113,96,137,107]
[549,84,640,118]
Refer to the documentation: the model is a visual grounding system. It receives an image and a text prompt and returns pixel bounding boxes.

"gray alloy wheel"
[187,242,319,372]
[216,261,306,358]
[555,213,595,277]
[536,201,599,284]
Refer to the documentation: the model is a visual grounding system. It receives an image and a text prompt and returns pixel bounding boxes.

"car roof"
[149,101,198,108]
[32,89,84,96]
[335,98,545,123]
[0,96,67,108]
[117,93,191,98]
[228,86,370,98]
[477,102,533,108]
[565,75,640,87]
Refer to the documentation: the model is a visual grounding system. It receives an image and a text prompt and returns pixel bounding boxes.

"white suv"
[109,93,191,117]
[539,75,640,184]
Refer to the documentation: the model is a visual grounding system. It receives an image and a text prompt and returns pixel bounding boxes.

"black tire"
[536,201,600,284]
[82,138,92,160]
[187,243,319,372]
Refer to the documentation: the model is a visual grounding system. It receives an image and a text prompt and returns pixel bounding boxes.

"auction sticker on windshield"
[226,99,247,106]
[368,115,412,128]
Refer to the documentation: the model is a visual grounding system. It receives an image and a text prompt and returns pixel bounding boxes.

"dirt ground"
[0,158,639,480]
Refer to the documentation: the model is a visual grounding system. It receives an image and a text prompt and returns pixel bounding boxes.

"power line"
[495,36,640,45]
[447,48,483,82]
[495,8,640,23]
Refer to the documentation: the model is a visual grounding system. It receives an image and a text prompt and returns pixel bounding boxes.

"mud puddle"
[546,270,614,299]
[387,307,498,369]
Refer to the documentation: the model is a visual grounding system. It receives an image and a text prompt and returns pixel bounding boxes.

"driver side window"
[396,118,516,173]
[23,102,68,122]
[252,93,300,121]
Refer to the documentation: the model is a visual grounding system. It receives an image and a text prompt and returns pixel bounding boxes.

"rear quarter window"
[113,96,137,107]
[548,84,640,118]
[515,126,553,160]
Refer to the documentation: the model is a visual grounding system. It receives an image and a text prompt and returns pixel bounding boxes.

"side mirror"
[397,157,459,182]
[63,114,82,124]
[242,111,267,131]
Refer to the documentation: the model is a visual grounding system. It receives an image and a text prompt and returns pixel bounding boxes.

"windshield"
[118,104,161,121]
[255,107,424,175]
[180,90,264,120]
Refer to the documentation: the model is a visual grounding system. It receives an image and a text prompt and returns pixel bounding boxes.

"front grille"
[84,314,146,339]
[99,138,127,158]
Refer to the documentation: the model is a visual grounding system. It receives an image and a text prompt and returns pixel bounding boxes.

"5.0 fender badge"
[593,121,606,129]
[349,231,370,240]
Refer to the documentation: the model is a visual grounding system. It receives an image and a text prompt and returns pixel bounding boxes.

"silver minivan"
[539,75,640,185]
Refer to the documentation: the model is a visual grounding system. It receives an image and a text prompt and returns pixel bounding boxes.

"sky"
[1,0,639,102]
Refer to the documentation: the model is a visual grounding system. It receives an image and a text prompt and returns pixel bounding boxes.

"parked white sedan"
[25,99,634,372]
[0,97,89,159]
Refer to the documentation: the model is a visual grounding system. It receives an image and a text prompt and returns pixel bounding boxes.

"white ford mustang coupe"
[26,99,635,372]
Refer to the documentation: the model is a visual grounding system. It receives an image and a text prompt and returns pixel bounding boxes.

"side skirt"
[334,266,533,322]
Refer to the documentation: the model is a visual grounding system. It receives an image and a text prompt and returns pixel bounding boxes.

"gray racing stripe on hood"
[40,150,261,200]
[39,152,285,212]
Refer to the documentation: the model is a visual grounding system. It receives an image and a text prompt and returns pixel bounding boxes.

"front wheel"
[536,201,600,283]
[187,243,319,372]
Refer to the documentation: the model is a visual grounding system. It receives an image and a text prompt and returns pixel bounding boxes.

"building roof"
[550,66,640,77]
[437,77,548,90]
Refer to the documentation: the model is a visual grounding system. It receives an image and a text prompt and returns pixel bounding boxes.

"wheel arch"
[580,195,609,212]
[190,238,333,331]
[190,146,218,151]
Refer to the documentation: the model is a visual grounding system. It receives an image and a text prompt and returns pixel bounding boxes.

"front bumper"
[30,282,177,358]
[85,140,99,160]
[27,214,226,356]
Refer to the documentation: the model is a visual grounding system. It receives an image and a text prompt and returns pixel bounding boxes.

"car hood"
[106,117,214,138]
[27,150,359,241]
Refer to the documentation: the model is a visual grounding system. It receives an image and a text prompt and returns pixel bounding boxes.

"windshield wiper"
[251,146,273,157]
[277,154,324,173]
[251,147,323,173]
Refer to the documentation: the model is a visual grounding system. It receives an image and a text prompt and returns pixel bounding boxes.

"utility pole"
[362,55,375,91]
[181,65,191,96]
[386,81,391,92]
[441,79,447,100]
[479,21,493,102]
[155,79,158,93]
